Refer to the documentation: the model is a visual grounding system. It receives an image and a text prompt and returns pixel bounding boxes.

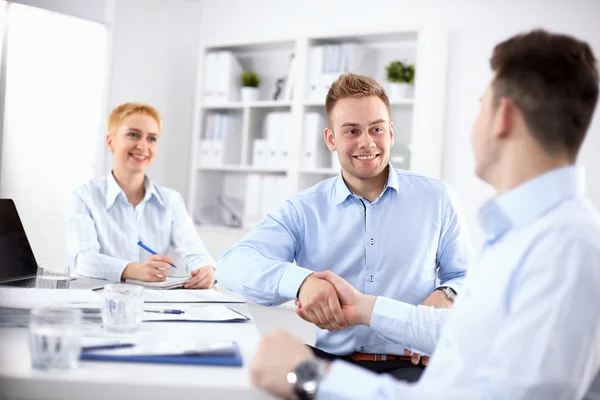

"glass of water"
[36,265,70,289]
[102,284,144,332]
[29,307,82,370]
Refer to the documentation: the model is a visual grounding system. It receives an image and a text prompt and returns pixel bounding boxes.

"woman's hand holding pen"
[121,254,176,282]
[184,265,216,289]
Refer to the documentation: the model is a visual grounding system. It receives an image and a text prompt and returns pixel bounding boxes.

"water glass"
[102,284,144,332]
[36,265,70,289]
[29,307,82,370]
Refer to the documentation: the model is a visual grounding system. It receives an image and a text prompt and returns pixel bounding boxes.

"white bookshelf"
[188,27,448,244]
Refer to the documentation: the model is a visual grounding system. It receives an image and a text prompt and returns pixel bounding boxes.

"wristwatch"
[286,359,328,400]
[435,286,457,302]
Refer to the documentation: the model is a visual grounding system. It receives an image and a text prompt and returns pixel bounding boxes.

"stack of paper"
[142,305,249,322]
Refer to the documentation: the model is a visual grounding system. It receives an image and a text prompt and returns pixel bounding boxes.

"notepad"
[142,305,250,322]
[125,277,189,289]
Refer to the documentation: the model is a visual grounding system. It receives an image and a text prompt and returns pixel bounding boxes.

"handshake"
[294,271,377,331]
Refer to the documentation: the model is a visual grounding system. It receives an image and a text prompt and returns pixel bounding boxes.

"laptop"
[0,199,38,287]
[0,199,105,290]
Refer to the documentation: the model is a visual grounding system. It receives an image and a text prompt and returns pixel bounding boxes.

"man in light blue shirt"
[217,74,471,380]
[249,30,600,399]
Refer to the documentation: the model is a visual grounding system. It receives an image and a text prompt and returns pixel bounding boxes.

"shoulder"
[71,176,107,202]
[289,175,338,205]
[150,182,185,208]
[393,168,456,201]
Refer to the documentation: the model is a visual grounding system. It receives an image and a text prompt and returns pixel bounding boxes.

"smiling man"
[217,73,471,381]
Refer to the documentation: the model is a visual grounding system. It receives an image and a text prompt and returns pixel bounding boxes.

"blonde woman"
[66,102,215,288]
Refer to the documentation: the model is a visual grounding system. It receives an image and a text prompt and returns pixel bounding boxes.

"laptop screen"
[0,199,38,282]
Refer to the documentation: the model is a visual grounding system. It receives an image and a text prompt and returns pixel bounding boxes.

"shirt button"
[370,238,374,245]
[359,346,365,352]
[369,204,374,209]
[369,275,374,282]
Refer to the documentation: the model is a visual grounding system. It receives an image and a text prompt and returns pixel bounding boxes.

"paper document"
[125,276,188,289]
[143,288,245,303]
[143,305,249,322]
[0,288,103,309]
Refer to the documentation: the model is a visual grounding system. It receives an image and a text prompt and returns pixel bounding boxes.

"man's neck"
[342,165,389,203]
[112,168,146,205]
[492,153,572,196]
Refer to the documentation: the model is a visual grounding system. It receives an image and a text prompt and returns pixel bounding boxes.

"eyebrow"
[126,129,159,136]
[340,119,387,128]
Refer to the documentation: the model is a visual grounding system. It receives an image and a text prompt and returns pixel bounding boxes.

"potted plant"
[386,61,415,99]
[240,71,261,102]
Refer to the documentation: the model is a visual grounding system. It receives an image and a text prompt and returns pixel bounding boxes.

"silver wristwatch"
[436,286,457,302]
[286,359,328,400]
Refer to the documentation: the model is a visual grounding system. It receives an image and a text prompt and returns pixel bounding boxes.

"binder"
[81,340,243,367]
[302,112,328,169]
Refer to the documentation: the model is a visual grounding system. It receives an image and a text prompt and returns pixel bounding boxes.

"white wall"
[193,0,600,245]
[107,0,202,196]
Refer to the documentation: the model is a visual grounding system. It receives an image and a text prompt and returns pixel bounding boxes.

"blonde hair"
[107,102,162,136]
[325,73,391,127]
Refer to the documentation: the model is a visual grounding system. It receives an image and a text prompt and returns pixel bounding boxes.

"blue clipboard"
[80,341,243,367]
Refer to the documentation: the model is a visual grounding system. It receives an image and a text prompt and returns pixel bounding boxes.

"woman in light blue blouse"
[66,102,216,288]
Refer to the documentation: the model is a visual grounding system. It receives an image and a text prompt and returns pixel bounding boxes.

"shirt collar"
[333,164,399,205]
[105,172,165,210]
[478,165,584,243]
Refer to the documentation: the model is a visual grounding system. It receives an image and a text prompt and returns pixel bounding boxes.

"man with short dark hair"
[250,29,600,400]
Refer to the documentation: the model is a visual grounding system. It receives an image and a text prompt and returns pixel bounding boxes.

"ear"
[389,121,395,146]
[324,127,336,151]
[105,133,114,153]
[493,98,513,139]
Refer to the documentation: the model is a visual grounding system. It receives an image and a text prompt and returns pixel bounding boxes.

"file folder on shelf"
[81,340,243,367]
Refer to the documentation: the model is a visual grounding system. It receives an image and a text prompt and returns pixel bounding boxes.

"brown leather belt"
[349,353,413,362]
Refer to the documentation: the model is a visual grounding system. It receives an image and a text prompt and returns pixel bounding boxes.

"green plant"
[386,61,415,84]
[241,71,260,87]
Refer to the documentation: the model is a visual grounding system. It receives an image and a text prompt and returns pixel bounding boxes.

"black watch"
[286,359,328,400]
[435,286,457,302]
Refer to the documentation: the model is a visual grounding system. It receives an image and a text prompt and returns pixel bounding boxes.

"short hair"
[490,29,598,160]
[325,73,391,128]
[107,102,162,136]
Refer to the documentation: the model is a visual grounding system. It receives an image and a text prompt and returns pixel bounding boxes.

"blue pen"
[144,308,185,315]
[137,241,177,268]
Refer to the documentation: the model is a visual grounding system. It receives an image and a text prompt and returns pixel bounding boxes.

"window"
[0,3,108,266]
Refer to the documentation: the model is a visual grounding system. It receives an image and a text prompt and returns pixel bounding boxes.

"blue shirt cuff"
[278,265,314,300]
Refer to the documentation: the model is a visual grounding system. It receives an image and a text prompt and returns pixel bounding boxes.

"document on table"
[0,288,103,309]
[143,305,250,322]
[143,289,245,303]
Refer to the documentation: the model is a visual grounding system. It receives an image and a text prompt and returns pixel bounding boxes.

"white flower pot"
[388,82,413,100]
[241,87,260,102]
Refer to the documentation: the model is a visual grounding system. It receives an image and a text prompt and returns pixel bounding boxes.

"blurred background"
[0,0,598,271]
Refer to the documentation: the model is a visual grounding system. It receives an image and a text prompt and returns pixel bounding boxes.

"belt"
[349,353,413,362]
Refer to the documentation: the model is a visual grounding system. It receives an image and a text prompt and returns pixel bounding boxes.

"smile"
[354,154,379,160]
[130,154,148,161]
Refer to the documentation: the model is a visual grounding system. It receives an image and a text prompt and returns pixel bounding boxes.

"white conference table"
[0,293,274,399]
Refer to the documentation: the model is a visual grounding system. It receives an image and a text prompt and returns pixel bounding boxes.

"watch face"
[296,361,319,381]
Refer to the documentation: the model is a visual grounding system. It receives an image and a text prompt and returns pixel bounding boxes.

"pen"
[137,241,177,268]
[144,308,185,315]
